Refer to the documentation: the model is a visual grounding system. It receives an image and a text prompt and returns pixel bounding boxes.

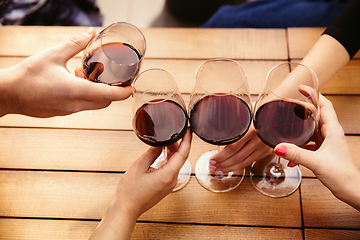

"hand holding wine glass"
[189,58,252,192]
[250,62,319,197]
[132,68,191,191]
[273,94,360,210]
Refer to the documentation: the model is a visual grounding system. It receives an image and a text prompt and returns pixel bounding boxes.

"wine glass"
[189,58,252,193]
[132,68,191,191]
[250,62,319,197]
[82,22,146,87]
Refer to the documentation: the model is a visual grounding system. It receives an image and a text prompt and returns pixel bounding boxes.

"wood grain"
[0,26,288,60]
[0,171,301,227]
[288,27,360,59]
[0,218,303,240]
[301,179,360,229]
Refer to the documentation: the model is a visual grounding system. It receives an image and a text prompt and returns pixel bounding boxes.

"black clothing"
[323,0,360,59]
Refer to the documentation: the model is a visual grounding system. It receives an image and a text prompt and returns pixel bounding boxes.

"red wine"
[134,100,188,147]
[83,42,142,86]
[254,100,316,148]
[189,94,251,145]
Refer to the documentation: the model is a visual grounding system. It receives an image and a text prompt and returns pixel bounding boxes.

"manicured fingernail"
[274,146,287,157]
[83,27,94,36]
[209,160,217,165]
[209,165,217,170]
[287,161,297,167]
[215,170,223,175]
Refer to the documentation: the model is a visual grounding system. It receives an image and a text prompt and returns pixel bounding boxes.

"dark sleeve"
[323,0,360,59]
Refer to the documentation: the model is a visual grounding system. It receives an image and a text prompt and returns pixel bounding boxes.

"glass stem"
[271,155,282,176]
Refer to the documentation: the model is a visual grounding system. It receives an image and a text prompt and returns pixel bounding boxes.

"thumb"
[53,27,96,62]
[274,143,316,170]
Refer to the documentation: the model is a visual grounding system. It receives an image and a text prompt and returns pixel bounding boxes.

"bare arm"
[89,130,192,239]
[300,34,350,89]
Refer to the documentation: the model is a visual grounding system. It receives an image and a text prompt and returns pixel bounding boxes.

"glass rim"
[99,21,147,67]
[265,62,319,101]
[195,57,247,96]
[132,68,178,104]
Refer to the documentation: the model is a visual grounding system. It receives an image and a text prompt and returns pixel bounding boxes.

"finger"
[69,78,133,102]
[318,94,344,137]
[166,142,179,160]
[218,145,271,173]
[274,143,316,169]
[135,147,162,172]
[210,133,251,163]
[74,66,85,78]
[52,28,96,63]
[163,129,192,173]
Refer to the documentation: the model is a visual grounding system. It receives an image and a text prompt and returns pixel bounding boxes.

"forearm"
[334,167,360,212]
[89,202,138,240]
[300,34,350,89]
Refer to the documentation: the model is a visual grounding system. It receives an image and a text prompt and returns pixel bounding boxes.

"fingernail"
[215,170,223,175]
[287,161,297,167]
[209,160,217,165]
[209,165,217,170]
[83,27,94,36]
[274,146,287,157]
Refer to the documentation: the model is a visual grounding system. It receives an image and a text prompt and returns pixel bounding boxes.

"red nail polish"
[274,146,287,156]
[287,161,297,167]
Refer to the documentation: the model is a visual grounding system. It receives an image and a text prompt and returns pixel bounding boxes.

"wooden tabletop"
[0,26,359,239]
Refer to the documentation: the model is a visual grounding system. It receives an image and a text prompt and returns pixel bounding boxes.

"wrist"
[333,168,360,211]
[89,199,138,240]
[0,66,18,117]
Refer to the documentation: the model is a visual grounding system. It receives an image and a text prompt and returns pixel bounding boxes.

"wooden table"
[0,26,359,239]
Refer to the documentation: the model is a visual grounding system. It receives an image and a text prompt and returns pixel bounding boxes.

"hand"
[209,124,272,174]
[89,129,192,239]
[0,28,132,118]
[274,94,360,211]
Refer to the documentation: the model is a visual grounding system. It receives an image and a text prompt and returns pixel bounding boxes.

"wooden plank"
[305,229,360,239]
[132,223,303,240]
[320,60,360,95]
[0,128,216,174]
[0,127,359,178]
[288,27,360,59]
[0,26,288,60]
[0,218,96,240]
[143,28,288,60]
[0,26,93,57]
[0,218,303,240]
[0,171,302,227]
[0,95,358,134]
[301,179,360,229]
[327,96,360,135]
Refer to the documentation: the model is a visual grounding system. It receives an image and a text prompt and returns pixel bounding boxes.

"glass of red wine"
[82,22,146,87]
[189,58,252,192]
[132,68,191,191]
[250,62,319,197]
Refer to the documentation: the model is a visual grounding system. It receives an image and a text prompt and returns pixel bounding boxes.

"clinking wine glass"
[82,22,146,86]
[250,62,319,197]
[132,68,191,191]
[189,58,252,193]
